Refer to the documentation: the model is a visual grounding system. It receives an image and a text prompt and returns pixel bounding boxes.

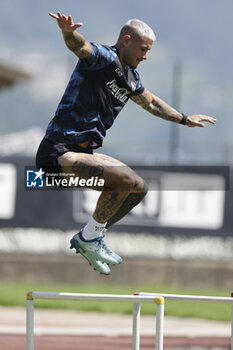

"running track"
[0,307,231,349]
[0,334,230,350]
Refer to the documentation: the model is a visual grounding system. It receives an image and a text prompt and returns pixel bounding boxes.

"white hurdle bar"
[136,292,233,350]
[26,291,164,350]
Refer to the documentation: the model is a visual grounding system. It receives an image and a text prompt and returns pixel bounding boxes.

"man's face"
[122,36,153,69]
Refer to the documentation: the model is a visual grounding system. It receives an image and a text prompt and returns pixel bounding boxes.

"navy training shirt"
[45,43,144,148]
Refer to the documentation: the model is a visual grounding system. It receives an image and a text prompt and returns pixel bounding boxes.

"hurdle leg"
[132,303,141,350]
[155,297,164,350]
[26,292,34,350]
[231,304,233,350]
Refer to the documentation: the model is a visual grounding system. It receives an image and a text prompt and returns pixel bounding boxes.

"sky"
[0,0,232,164]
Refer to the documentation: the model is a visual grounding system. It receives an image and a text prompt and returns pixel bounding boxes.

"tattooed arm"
[49,12,92,59]
[131,89,216,127]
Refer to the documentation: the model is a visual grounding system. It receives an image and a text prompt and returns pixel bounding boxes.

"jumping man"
[36,12,216,275]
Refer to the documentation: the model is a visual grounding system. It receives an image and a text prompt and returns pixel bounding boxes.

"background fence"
[0,156,232,236]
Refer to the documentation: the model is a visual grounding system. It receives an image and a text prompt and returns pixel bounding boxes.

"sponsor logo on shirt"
[115,68,123,77]
[106,79,130,103]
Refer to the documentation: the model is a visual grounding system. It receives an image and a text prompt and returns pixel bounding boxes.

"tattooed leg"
[106,182,148,228]
[71,159,104,180]
[58,150,143,269]
[93,190,130,223]
[58,151,140,223]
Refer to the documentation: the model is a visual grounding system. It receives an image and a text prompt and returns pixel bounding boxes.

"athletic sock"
[82,216,106,241]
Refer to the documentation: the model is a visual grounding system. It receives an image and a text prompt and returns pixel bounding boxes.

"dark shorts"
[36,138,93,173]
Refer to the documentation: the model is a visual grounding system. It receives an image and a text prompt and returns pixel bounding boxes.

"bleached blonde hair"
[120,19,156,41]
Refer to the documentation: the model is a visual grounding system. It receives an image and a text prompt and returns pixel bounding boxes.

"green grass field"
[0,283,232,321]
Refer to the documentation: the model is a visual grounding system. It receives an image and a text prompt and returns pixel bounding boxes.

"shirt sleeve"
[78,42,116,71]
[131,70,145,96]
[132,80,145,96]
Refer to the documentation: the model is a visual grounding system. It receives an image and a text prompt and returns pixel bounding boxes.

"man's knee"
[120,173,148,195]
[141,181,148,197]
[133,175,148,195]
[106,168,137,192]
[121,173,148,197]
[134,181,148,203]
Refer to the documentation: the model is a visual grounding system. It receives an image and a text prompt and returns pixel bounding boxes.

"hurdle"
[136,292,233,350]
[26,291,164,350]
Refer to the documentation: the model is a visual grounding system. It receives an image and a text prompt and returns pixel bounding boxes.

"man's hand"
[49,12,92,59]
[186,115,216,128]
[49,12,83,32]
